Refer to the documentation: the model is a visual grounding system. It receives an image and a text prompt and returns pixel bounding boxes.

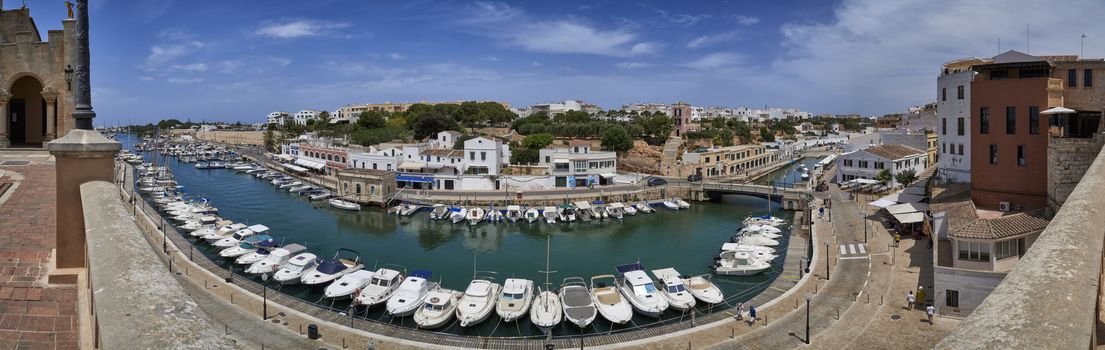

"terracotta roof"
[932,184,1050,240]
[863,144,924,160]
[569,139,590,146]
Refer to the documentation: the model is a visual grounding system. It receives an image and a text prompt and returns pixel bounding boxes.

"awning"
[281,163,308,173]
[1041,106,1076,115]
[600,173,617,178]
[553,159,570,163]
[396,174,433,183]
[868,199,897,208]
[880,193,925,204]
[398,161,426,171]
[294,158,325,170]
[854,179,880,185]
[276,154,295,161]
[893,212,926,224]
[886,203,922,215]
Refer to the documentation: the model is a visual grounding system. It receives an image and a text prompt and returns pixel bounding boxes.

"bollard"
[795,299,798,309]
[880,295,884,305]
[731,328,734,339]
[764,315,768,326]
[225,324,229,336]
[205,280,208,289]
[231,293,234,304]
[168,258,173,273]
[836,308,839,320]
[866,294,870,304]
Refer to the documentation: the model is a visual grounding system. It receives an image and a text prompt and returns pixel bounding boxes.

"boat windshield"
[372,277,390,287]
[285,261,309,273]
[503,293,524,301]
[633,283,658,296]
[425,303,444,311]
[666,285,686,293]
[231,232,245,240]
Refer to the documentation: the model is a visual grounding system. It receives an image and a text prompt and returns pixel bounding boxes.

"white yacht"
[743,215,788,227]
[450,207,468,224]
[246,244,306,275]
[324,270,376,299]
[542,206,558,224]
[202,222,246,241]
[675,198,691,209]
[301,249,363,286]
[651,268,696,312]
[213,225,269,248]
[387,270,439,317]
[354,268,404,308]
[485,208,504,223]
[456,276,501,327]
[505,205,523,222]
[495,278,534,322]
[414,289,462,329]
[530,238,563,330]
[662,200,679,210]
[429,204,450,220]
[272,252,319,284]
[590,275,633,325]
[328,198,361,211]
[234,239,280,264]
[615,263,669,318]
[713,251,772,276]
[635,202,655,214]
[732,235,780,247]
[191,220,232,238]
[606,203,625,219]
[524,208,541,223]
[623,203,638,216]
[682,274,724,304]
[467,207,485,226]
[559,277,598,328]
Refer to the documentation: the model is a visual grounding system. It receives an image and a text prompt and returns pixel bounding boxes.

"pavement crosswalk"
[839,243,868,258]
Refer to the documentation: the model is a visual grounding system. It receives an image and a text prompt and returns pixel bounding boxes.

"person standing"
[906,291,915,310]
[916,286,926,307]
[926,304,935,325]
[748,306,757,326]
[735,303,744,321]
[894,233,901,247]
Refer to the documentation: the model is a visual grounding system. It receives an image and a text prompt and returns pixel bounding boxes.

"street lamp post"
[805,292,813,344]
[824,239,830,280]
[261,273,269,320]
[863,204,868,244]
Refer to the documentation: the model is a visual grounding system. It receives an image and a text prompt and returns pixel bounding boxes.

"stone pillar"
[42,88,58,144]
[47,131,120,274]
[0,91,9,148]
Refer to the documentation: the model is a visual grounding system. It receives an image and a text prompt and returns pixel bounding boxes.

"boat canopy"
[651,268,682,282]
[465,281,492,297]
[608,202,624,209]
[615,263,645,276]
[623,270,653,286]
[316,259,349,274]
[574,201,592,210]
[591,200,605,205]
[502,278,530,294]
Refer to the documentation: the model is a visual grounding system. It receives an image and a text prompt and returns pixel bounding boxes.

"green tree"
[875,169,893,185]
[521,133,555,150]
[601,125,633,153]
[263,128,275,151]
[895,169,918,187]
[510,148,539,164]
[453,135,477,150]
[759,127,775,142]
[638,114,674,144]
[409,111,461,139]
[357,110,387,129]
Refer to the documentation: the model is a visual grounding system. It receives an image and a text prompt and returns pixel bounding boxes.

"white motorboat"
[466,207,485,226]
[278,181,302,189]
[179,221,209,232]
[485,208,504,223]
[574,201,593,222]
[615,263,669,318]
[743,215,788,227]
[731,235,780,247]
[560,277,598,328]
[651,268,696,312]
[713,251,773,276]
[429,204,449,220]
[213,224,269,248]
[590,275,633,324]
[505,205,523,222]
[387,270,439,317]
[556,205,575,223]
[542,206,558,224]
[399,204,421,216]
[190,220,232,238]
[328,198,361,211]
[355,268,404,307]
[202,223,246,241]
[246,244,306,275]
[450,207,468,224]
[682,275,724,304]
[662,200,679,210]
[301,249,364,286]
[273,252,318,284]
[324,270,376,299]
[744,224,783,235]
[414,289,462,329]
[495,278,534,322]
[675,198,691,209]
[606,203,626,219]
[720,242,777,254]
[524,208,541,223]
[735,227,782,240]
[456,276,501,327]
[234,239,280,264]
[623,203,638,216]
[636,202,655,214]
[309,192,331,201]
[530,237,563,330]
[288,185,312,193]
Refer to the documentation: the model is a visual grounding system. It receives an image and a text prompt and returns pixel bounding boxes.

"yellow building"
[679,144,780,178]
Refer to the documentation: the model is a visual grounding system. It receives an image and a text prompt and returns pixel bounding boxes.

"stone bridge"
[689,181,813,211]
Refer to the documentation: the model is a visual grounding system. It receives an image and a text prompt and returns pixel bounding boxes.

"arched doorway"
[8,76,46,146]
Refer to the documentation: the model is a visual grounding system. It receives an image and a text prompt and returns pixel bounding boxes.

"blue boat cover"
[410,270,433,279]
[316,259,348,274]
[254,248,271,254]
[592,200,606,204]
[615,263,644,274]
[257,240,277,248]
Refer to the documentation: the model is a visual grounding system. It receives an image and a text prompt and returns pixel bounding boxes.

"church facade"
[0,4,75,147]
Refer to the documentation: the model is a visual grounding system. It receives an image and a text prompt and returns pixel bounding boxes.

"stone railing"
[80,180,235,349]
[936,145,1105,349]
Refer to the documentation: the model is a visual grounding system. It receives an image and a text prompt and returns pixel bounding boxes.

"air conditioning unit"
[999,201,1011,212]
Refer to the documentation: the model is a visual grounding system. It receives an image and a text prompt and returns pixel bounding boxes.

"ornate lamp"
[64,65,74,91]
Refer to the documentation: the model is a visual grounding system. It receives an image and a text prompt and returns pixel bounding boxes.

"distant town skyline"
[28,0,1105,125]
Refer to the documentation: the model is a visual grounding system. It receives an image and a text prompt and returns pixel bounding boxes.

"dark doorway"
[10,99,25,144]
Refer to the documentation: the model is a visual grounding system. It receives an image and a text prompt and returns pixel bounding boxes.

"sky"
[21,0,1105,125]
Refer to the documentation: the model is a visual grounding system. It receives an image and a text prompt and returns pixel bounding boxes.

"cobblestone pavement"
[0,151,78,350]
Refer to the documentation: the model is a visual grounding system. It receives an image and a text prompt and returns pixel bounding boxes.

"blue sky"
[22,0,1105,125]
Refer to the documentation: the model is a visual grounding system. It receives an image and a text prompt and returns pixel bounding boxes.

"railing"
[936,145,1105,349]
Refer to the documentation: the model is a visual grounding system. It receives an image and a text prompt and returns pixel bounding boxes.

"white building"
[937,57,988,184]
[835,144,927,187]
[621,103,671,116]
[432,130,462,149]
[266,111,289,125]
[461,136,507,175]
[529,100,584,116]
[293,110,322,126]
[690,106,705,121]
[348,146,402,172]
[538,140,618,188]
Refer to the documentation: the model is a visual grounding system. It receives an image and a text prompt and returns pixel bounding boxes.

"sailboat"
[529,236,563,331]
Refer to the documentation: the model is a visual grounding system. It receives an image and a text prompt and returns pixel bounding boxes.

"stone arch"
[6,75,47,145]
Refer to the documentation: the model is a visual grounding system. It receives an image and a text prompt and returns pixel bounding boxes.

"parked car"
[647,178,668,187]
[687,174,703,182]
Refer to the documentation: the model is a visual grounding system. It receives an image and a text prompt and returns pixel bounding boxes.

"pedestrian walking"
[926,304,935,324]
[735,303,744,321]
[894,233,901,247]
[906,291,915,310]
[748,306,757,326]
[916,286,926,307]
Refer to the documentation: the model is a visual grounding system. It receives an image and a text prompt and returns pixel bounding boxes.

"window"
[1069,69,1078,87]
[1017,145,1025,166]
[480,152,487,161]
[989,145,998,164]
[355,184,362,194]
[1019,68,1050,78]
[958,144,964,155]
[1029,106,1040,134]
[957,85,964,100]
[1086,69,1094,87]
[979,107,990,134]
[941,87,946,101]
[995,238,1024,260]
[942,118,947,135]
[875,162,885,169]
[958,241,991,261]
[990,69,1009,80]
[942,142,946,154]
[1005,107,1016,134]
[957,117,965,136]
[470,152,475,160]
[946,290,960,308]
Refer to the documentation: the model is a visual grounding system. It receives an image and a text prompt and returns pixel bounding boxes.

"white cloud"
[733,15,760,26]
[388,52,406,60]
[531,61,542,67]
[687,31,739,48]
[169,63,207,72]
[167,77,204,84]
[615,62,655,69]
[455,2,656,57]
[145,41,203,67]
[254,19,351,39]
[682,52,744,70]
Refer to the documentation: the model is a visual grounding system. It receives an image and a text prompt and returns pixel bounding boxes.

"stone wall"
[196,130,267,146]
[1046,134,1105,215]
